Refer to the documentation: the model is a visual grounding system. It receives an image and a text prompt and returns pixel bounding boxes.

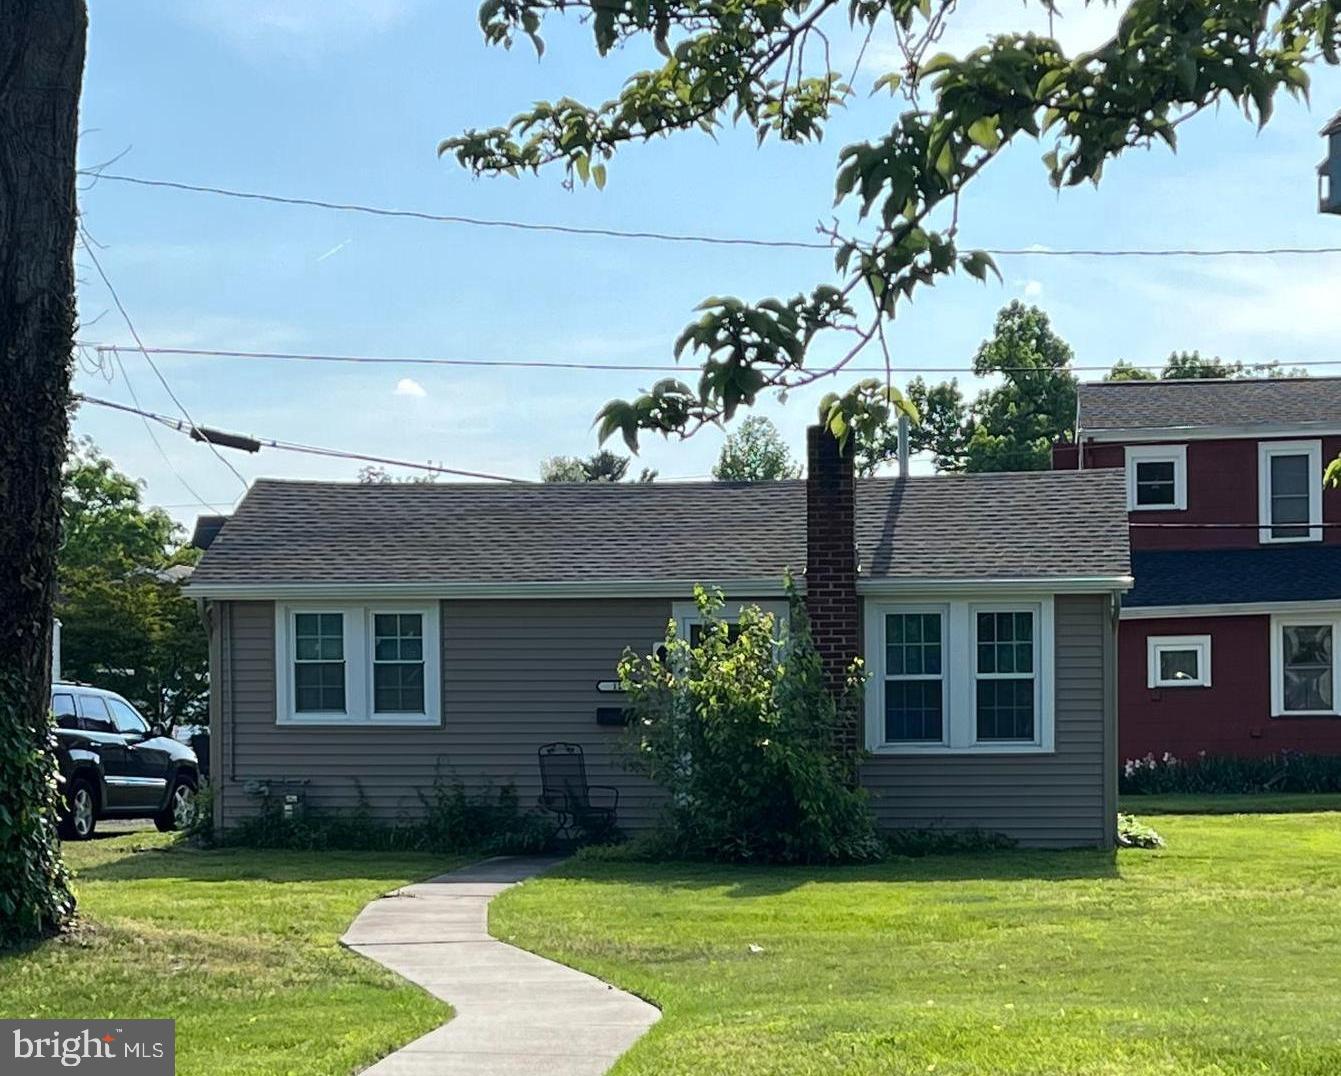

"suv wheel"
[61,778,97,841]
[155,778,196,833]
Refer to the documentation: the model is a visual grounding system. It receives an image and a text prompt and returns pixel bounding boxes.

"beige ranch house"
[185,431,1131,848]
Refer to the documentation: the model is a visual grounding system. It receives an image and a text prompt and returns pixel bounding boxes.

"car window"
[107,698,149,736]
[75,694,116,734]
[52,692,78,729]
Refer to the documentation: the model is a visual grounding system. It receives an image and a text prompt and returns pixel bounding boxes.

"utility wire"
[93,346,226,515]
[79,171,1341,259]
[76,393,530,484]
[79,341,1333,378]
[78,222,251,491]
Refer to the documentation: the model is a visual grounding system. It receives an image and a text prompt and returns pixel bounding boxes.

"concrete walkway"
[342,856,660,1075]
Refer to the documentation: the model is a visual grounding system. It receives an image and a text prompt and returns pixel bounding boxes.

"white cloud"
[1023,280,1044,298]
[182,0,418,57]
[394,377,427,398]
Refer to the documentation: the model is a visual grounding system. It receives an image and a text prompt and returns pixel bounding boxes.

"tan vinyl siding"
[214,599,670,829]
[860,594,1114,848]
[213,594,1114,848]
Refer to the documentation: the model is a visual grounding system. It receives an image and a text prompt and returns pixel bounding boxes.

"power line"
[78,222,251,492]
[75,393,530,484]
[79,341,1334,378]
[90,345,226,515]
[79,171,1341,259]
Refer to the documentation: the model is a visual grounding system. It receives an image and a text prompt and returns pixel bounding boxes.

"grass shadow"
[547,846,1119,898]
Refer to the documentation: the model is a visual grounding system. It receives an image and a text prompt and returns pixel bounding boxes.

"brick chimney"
[805,425,860,744]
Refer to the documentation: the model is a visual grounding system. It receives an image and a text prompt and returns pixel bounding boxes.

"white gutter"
[1122,598,1341,620]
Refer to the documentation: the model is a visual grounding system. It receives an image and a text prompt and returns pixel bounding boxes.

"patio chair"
[537,742,618,840]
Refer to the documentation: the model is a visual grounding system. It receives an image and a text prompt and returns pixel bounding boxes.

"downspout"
[1102,589,1121,851]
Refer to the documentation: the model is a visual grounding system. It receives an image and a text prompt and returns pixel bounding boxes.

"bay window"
[865,597,1054,754]
[276,603,440,726]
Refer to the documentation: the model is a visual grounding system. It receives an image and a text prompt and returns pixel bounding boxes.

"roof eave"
[186,573,1134,601]
[1082,420,1341,444]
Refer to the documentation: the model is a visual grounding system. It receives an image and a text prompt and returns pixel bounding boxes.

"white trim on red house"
[1146,634,1212,688]
[1270,612,1341,718]
[1124,444,1188,511]
[1122,600,1341,620]
[1082,421,1341,444]
[1257,439,1324,544]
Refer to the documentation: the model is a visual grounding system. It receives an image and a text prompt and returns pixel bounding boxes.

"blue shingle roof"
[1126,547,1341,608]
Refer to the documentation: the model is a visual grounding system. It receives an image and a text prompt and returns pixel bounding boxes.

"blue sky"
[75,1,1341,528]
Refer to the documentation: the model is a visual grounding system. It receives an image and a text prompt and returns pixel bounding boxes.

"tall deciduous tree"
[59,442,209,728]
[858,302,1075,474]
[713,416,802,481]
[0,0,86,944]
[445,2,1338,450]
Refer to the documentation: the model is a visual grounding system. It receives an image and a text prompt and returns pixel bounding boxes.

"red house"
[1055,378,1341,762]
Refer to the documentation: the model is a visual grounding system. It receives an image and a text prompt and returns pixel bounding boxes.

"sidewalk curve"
[343,856,660,1075]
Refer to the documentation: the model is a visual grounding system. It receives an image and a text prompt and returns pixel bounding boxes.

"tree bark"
[0,0,86,943]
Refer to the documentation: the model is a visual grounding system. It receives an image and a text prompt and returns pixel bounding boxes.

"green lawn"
[0,830,453,1075]
[492,811,1341,1075]
[1121,793,1341,815]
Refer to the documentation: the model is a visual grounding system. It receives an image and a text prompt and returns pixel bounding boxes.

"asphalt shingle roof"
[1077,377,1341,433]
[190,470,1129,588]
[1126,547,1341,608]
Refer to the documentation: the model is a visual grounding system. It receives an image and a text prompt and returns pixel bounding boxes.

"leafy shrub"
[1121,751,1341,795]
[1117,813,1165,849]
[618,581,882,864]
[185,781,215,845]
[1,691,75,947]
[225,777,556,856]
[884,827,1017,858]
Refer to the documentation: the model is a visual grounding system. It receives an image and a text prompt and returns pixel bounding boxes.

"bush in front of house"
[220,777,556,856]
[617,580,883,865]
[1121,751,1341,795]
[1117,813,1165,849]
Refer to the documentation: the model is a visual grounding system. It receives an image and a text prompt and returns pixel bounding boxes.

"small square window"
[1125,446,1187,511]
[1146,635,1211,689]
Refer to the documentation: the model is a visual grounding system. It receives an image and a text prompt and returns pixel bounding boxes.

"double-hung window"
[294,613,346,714]
[1272,616,1338,717]
[276,603,439,726]
[1125,445,1187,511]
[1259,440,1322,543]
[883,609,946,744]
[865,597,1054,754]
[974,610,1038,742]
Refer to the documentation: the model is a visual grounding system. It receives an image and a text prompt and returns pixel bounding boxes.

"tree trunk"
[0,0,87,944]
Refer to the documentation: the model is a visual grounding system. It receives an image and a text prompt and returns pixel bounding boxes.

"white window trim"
[275,601,441,726]
[1258,439,1323,544]
[1146,634,1212,689]
[880,604,950,748]
[671,599,788,643]
[1124,444,1187,511]
[1270,613,1341,718]
[864,595,1055,756]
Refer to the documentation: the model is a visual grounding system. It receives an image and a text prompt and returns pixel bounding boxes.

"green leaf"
[592,163,607,190]
[967,116,1001,151]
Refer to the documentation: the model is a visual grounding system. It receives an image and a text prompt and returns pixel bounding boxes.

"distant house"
[1055,378,1341,761]
[186,430,1131,848]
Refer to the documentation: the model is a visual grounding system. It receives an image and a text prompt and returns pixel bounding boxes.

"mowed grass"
[0,830,454,1075]
[492,811,1341,1075]
[1121,793,1341,815]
